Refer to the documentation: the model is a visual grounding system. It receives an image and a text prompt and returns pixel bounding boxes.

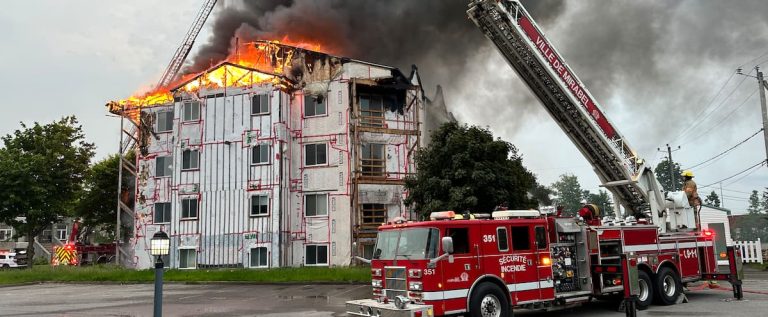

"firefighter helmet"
[681,170,694,177]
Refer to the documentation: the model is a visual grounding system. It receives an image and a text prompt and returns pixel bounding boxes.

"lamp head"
[150,230,170,256]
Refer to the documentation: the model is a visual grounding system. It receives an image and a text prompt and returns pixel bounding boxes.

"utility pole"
[719,182,725,208]
[657,144,681,191]
[756,67,768,164]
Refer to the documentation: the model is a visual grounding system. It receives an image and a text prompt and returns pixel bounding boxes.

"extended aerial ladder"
[467,0,688,232]
[115,0,218,267]
[156,0,218,89]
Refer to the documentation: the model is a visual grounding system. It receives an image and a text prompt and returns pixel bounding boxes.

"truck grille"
[384,267,406,299]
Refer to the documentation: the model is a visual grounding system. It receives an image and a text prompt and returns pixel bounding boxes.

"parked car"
[0,250,26,268]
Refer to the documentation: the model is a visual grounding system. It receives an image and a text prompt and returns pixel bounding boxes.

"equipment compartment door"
[507,225,539,303]
[534,226,555,300]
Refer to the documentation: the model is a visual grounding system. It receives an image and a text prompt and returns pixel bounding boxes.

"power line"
[681,88,759,146]
[701,159,767,188]
[698,185,753,195]
[683,128,764,170]
[738,50,768,69]
[673,74,749,144]
[669,71,739,143]
[724,160,766,187]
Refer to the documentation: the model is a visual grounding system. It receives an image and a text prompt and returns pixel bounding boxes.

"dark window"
[446,228,470,254]
[304,95,326,117]
[157,110,174,132]
[181,198,198,219]
[179,249,196,268]
[252,144,270,164]
[305,143,327,166]
[250,247,268,267]
[305,194,328,217]
[511,226,531,251]
[155,156,172,177]
[251,94,269,115]
[535,226,547,250]
[361,143,385,177]
[359,94,394,127]
[0,229,12,241]
[497,227,509,252]
[251,195,269,217]
[183,101,200,121]
[154,203,171,223]
[361,204,387,228]
[182,150,199,170]
[305,245,328,265]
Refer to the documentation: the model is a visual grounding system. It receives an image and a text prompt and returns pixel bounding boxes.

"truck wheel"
[653,267,681,305]
[636,271,653,310]
[469,283,510,317]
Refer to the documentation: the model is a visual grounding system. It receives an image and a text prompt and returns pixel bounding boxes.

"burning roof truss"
[107,41,346,123]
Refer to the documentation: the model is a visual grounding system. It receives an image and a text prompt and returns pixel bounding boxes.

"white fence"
[735,238,764,264]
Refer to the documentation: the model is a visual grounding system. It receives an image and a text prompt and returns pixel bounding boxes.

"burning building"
[108,41,424,269]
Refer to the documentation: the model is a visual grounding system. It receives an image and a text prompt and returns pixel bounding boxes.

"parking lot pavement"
[0,273,766,317]
[0,283,371,317]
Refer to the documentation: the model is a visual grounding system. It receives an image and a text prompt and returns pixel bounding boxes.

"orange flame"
[111,37,329,120]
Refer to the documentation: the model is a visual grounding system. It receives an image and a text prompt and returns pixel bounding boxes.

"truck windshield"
[373,228,439,260]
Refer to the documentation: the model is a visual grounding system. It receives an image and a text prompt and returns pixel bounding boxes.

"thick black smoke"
[188,0,768,163]
[187,0,565,88]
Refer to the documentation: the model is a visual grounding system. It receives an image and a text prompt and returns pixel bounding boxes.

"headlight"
[372,279,382,288]
[408,269,422,278]
[409,281,423,291]
[371,268,382,277]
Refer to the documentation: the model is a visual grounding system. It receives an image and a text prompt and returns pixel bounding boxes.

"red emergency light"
[702,229,715,238]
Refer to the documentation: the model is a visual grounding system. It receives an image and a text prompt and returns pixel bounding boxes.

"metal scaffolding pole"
[116,110,124,266]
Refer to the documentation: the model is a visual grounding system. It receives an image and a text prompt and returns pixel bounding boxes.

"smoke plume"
[186,0,565,92]
[188,0,768,162]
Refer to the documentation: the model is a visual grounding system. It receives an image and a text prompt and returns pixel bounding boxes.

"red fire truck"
[346,1,745,316]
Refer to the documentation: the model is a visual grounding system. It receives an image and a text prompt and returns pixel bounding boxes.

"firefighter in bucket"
[578,199,602,226]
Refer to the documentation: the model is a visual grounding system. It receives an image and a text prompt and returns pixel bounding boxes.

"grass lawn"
[746,262,768,271]
[0,265,371,285]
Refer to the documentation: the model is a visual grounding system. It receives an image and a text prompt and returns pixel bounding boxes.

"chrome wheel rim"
[663,275,677,297]
[639,279,650,302]
[480,294,501,317]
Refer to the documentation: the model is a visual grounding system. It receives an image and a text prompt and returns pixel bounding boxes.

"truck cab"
[350,210,556,317]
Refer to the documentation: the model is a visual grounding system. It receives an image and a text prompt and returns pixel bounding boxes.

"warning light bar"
[702,229,715,238]
[429,211,456,220]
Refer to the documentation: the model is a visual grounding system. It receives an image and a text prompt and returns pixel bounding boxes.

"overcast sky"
[1,1,766,214]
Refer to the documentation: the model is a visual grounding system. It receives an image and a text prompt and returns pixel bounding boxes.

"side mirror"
[441,237,454,254]
[428,237,454,268]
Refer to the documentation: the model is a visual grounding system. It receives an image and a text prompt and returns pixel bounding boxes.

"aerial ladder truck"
[346,1,745,316]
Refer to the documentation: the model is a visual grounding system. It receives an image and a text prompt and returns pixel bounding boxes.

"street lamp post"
[150,231,170,317]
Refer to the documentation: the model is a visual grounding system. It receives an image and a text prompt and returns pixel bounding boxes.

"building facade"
[118,42,424,269]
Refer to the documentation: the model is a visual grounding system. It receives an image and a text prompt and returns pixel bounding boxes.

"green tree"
[654,158,683,192]
[76,153,134,240]
[551,174,584,216]
[734,214,768,241]
[404,122,539,217]
[704,191,721,207]
[0,117,95,265]
[762,188,768,213]
[587,189,614,217]
[748,190,761,215]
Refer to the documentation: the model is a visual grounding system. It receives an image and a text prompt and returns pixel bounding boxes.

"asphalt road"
[0,273,766,316]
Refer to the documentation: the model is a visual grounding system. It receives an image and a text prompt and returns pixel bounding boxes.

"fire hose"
[690,282,768,296]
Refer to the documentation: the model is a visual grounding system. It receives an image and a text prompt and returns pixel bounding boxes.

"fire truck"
[346,1,745,316]
[52,219,115,266]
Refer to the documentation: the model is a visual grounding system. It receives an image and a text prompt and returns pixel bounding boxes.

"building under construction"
[109,42,426,269]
